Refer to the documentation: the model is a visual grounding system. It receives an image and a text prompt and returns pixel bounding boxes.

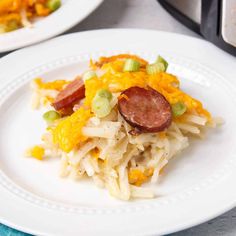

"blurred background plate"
[0,0,103,53]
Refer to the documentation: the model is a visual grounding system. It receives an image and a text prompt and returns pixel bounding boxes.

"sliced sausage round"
[118,87,172,133]
[52,77,85,111]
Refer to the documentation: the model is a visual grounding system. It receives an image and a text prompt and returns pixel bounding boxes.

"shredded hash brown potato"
[26,54,223,200]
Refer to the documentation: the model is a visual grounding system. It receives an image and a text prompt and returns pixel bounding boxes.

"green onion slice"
[92,97,111,118]
[146,63,165,75]
[95,89,112,101]
[43,110,61,123]
[171,102,187,117]
[82,71,97,82]
[156,55,168,71]
[47,0,61,12]
[123,59,140,72]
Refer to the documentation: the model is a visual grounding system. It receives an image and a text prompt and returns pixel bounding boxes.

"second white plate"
[0,0,103,52]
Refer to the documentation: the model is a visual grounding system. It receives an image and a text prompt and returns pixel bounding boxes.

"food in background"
[0,0,61,33]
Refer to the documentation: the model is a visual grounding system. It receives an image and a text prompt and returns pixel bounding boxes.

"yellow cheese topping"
[26,145,45,160]
[85,60,211,120]
[128,168,154,186]
[34,78,69,91]
[51,55,211,153]
[52,107,91,153]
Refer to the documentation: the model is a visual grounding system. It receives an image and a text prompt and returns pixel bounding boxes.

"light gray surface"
[0,0,235,235]
[67,0,199,36]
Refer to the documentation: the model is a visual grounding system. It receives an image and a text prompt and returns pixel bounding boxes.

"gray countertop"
[1,0,235,235]
[67,0,199,36]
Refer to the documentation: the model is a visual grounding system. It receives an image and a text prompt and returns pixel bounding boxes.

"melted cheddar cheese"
[128,168,154,186]
[34,78,69,91]
[26,145,45,160]
[51,55,211,153]
[52,108,91,152]
[85,60,211,120]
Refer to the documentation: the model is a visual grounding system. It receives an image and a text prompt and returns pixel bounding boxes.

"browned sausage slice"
[52,77,85,111]
[118,87,172,133]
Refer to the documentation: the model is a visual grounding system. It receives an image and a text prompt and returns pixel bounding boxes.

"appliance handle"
[201,0,221,42]
[201,0,236,56]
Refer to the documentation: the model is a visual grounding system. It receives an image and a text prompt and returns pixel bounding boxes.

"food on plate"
[0,0,61,33]
[118,87,172,133]
[26,54,223,200]
[52,77,85,114]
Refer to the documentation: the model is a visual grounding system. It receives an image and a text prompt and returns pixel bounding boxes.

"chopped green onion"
[123,59,140,72]
[92,97,111,118]
[95,89,112,101]
[47,0,61,12]
[156,55,168,71]
[146,63,165,75]
[171,102,187,117]
[82,71,97,82]
[146,55,169,75]
[43,110,61,123]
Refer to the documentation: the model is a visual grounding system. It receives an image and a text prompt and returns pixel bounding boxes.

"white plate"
[0,0,103,53]
[0,29,236,236]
